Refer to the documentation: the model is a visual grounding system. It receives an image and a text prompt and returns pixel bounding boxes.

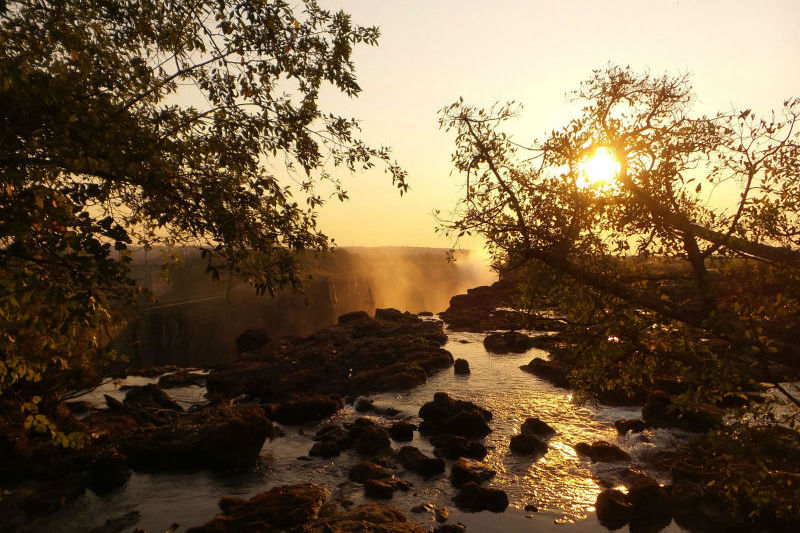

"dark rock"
[124,384,183,412]
[628,481,671,532]
[595,489,632,530]
[524,504,538,512]
[338,310,371,324]
[453,358,470,375]
[235,328,270,353]
[64,400,93,414]
[483,331,537,353]
[115,403,273,471]
[309,440,340,458]
[433,524,466,533]
[453,482,509,513]
[450,458,496,487]
[349,461,392,483]
[520,417,556,439]
[354,425,391,455]
[642,391,722,432]
[186,483,328,532]
[389,420,416,442]
[158,370,206,389]
[615,419,646,435]
[418,392,492,438]
[355,398,374,412]
[430,435,488,460]
[364,477,410,499]
[313,503,426,532]
[574,441,631,463]
[271,395,342,425]
[375,308,406,321]
[313,424,351,448]
[397,446,445,476]
[104,394,127,412]
[21,473,86,517]
[519,357,571,388]
[88,448,131,494]
[418,311,434,317]
[509,434,548,456]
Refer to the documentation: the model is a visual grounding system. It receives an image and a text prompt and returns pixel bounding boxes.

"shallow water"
[27,325,688,533]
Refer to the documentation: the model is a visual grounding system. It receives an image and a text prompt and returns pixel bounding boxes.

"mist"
[111,247,496,367]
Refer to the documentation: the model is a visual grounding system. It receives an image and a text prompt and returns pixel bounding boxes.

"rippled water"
[26,326,688,533]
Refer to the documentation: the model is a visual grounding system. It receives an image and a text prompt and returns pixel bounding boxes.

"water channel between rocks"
[27,324,689,533]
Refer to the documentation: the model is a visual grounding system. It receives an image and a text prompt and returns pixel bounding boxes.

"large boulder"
[418,392,492,438]
[310,503,426,533]
[450,458,496,487]
[186,483,328,532]
[389,420,416,442]
[642,391,722,432]
[595,489,632,530]
[574,441,631,463]
[397,446,445,476]
[519,358,571,388]
[614,418,646,435]
[115,403,273,471]
[453,358,470,375]
[509,434,548,456]
[520,417,556,439]
[430,435,488,460]
[483,331,537,353]
[453,482,509,512]
[354,425,391,455]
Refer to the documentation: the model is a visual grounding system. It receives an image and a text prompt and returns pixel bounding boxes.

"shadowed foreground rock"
[206,310,453,423]
[186,484,426,532]
[453,482,509,512]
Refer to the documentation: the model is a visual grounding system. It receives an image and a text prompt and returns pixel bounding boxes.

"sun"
[577,147,620,189]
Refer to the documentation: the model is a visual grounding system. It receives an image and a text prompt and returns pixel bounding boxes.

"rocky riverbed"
[6,280,796,532]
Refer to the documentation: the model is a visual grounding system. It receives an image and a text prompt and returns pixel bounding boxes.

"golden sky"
[310,0,800,250]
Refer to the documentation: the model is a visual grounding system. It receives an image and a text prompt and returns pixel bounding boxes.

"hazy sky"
[310,0,800,249]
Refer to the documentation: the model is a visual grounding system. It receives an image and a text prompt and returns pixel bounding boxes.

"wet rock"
[483,331,537,353]
[628,481,671,532]
[88,448,131,494]
[439,279,522,332]
[595,489,632,530]
[642,391,722,432]
[313,424,352,448]
[311,503,426,533]
[453,482,509,512]
[520,417,556,439]
[123,384,183,412]
[389,420,416,442]
[450,458,496,487]
[574,441,631,463]
[418,392,492,438]
[397,446,445,476]
[524,503,538,512]
[338,310,372,324]
[355,397,374,412]
[519,358,571,388]
[271,395,343,425]
[615,418,646,435]
[418,311,434,317]
[375,308,407,321]
[186,483,328,532]
[157,370,206,389]
[453,358,470,375]
[354,425,392,455]
[309,440,340,458]
[433,524,466,533]
[430,435,488,460]
[349,461,392,483]
[235,328,270,353]
[112,403,273,471]
[364,477,410,499]
[509,434,548,456]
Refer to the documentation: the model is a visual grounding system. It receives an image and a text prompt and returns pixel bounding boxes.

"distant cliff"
[109,247,495,367]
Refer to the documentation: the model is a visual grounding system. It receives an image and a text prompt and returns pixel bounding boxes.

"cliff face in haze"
[111,247,495,367]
